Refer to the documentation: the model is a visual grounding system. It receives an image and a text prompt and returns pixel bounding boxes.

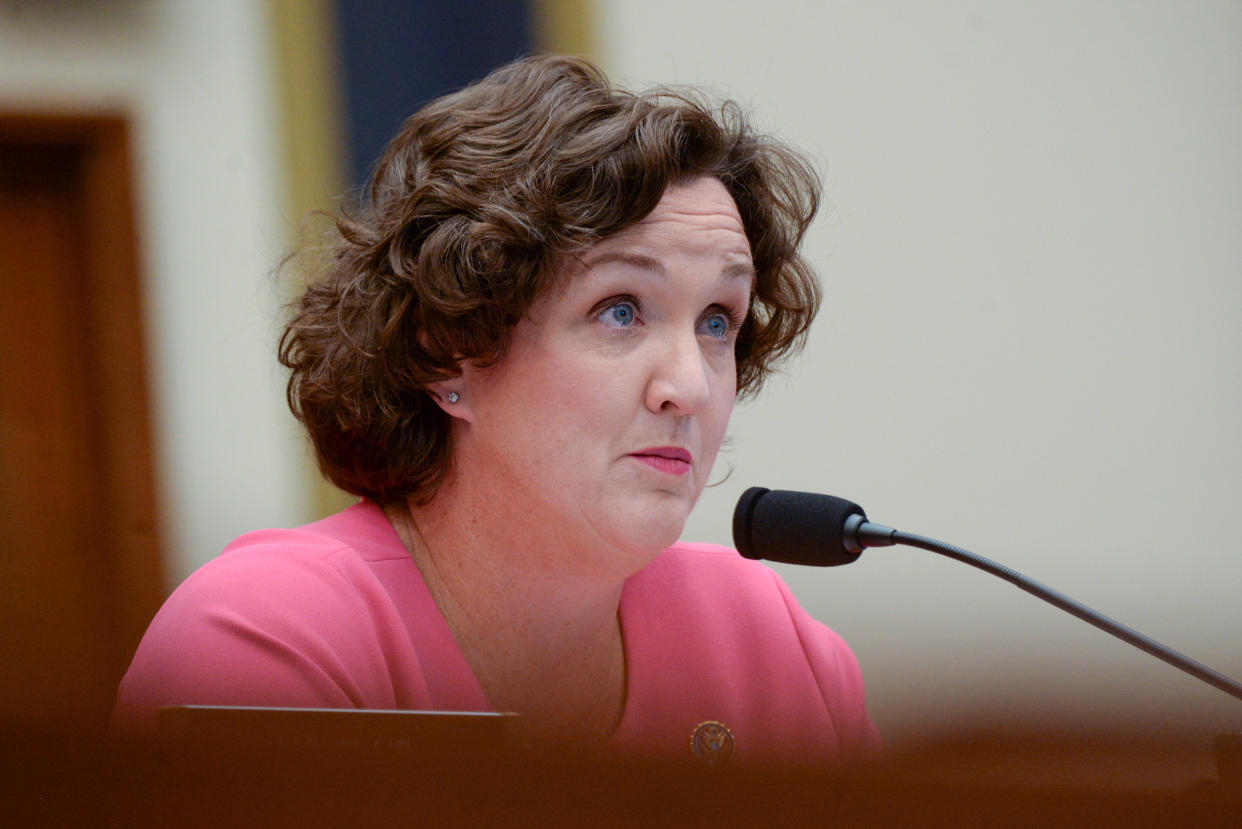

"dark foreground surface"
[6,722,1240,828]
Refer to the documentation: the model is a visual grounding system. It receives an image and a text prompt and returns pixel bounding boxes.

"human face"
[450,177,754,571]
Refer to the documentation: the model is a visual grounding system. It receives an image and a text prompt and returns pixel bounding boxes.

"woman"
[115,55,879,767]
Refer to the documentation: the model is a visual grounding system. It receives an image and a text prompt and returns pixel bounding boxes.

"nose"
[644,329,711,415]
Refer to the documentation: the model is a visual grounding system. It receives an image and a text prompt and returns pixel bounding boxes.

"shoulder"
[155,500,410,639]
[217,499,407,569]
[630,540,786,608]
[154,502,401,623]
[641,540,771,578]
[113,502,414,728]
[625,541,802,643]
[623,541,881,763]
[640,542,867,683]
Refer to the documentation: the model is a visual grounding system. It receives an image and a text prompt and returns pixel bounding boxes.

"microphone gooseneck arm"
[874,526,1242,704]
[735,488,1242,705]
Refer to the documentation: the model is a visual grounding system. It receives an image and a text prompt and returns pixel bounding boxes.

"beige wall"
[598,1,1242,750]
[5,0,1238,755]
[0,1,312,583]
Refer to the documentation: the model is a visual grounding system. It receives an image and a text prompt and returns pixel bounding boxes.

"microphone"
[732,487,896,566]
[732,486,1242,703]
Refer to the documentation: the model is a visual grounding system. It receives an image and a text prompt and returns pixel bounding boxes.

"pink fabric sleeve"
[772,571,882,763]
[112,531,425,732]
[613,543,879,766]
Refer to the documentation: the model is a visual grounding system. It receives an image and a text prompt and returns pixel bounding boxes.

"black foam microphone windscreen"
[733,487,867,566]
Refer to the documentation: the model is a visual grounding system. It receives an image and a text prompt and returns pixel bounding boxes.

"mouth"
[628,446,693,476]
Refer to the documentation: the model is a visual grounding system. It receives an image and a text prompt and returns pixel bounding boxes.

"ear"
[425,373,476,424]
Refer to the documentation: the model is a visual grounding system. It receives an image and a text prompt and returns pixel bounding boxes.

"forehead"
[543,177,755,302]
[593,177,750,257]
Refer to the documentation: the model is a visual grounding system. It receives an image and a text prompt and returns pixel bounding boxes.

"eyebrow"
[581,251,755,283]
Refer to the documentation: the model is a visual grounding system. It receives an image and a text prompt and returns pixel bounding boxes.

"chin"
[605,495,691,560]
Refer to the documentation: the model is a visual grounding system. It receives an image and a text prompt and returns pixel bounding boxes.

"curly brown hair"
[279,55,821,504]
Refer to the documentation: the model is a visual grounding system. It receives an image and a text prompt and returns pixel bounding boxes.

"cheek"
[702,367,737,444]
[714,354,739,413]
[534,363,627,445]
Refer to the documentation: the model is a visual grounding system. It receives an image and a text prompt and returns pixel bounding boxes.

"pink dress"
[114,502,879,766]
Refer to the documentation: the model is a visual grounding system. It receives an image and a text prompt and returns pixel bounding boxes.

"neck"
[383,480,629,744]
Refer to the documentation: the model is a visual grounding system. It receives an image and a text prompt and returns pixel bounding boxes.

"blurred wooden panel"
[5,723,1238,826]
[0,114,162,732]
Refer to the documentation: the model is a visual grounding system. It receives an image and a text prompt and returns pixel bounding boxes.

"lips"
[629,446,692,476]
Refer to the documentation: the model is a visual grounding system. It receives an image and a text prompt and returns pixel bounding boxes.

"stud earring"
[447,391,460,404]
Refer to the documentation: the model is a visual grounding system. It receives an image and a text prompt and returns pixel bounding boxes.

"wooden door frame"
[0,112,164,678]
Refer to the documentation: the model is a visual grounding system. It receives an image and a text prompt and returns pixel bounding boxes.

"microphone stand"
[847,515,1242,800]
[735,488,1241,798]
[848,518,1242,702]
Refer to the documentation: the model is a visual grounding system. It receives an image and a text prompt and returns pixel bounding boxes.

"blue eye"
[599,299,638,327]
[699,311,732,339]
